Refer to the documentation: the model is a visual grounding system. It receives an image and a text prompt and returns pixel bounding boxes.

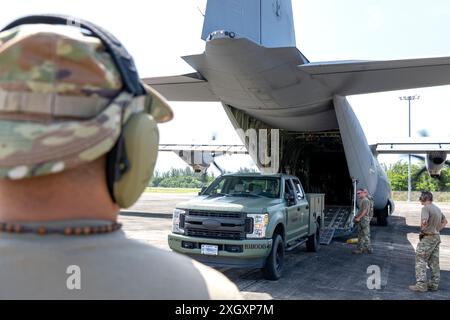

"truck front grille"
[186,229,244,240]
[184,210,251,240]
[188,211,243,219]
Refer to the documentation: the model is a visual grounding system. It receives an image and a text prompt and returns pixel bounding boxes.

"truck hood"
[176,195,283,212]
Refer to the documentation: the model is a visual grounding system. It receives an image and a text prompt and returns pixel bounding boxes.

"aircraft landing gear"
[375,205,389,227]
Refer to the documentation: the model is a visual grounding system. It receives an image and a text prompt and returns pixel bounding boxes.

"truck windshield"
[203,176,281,198]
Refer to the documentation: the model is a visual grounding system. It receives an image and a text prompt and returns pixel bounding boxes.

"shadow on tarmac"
[222,215,449,300]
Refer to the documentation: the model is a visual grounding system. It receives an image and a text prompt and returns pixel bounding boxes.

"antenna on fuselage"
[197,6,205,17]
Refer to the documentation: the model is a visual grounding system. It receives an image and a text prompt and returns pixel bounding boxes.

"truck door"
[292,178,309,237]
[284,178,303,240]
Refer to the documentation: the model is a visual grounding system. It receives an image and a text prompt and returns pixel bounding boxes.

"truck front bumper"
[168,233,273,268]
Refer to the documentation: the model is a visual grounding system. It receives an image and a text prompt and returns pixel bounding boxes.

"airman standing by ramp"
[409,191,447,292]
[352,188,373,254]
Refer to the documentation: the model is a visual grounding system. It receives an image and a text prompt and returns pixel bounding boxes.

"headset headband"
[1,14,144,96]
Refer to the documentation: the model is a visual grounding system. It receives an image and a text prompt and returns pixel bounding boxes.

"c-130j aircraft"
[145,0,450,227]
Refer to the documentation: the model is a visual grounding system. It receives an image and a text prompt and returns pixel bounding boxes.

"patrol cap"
[0,24,172,179]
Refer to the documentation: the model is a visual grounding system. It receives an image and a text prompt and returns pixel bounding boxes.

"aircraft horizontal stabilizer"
[371,137,450,154]
[159,144,247,154]
[299,56,450,96]
[142,72,219,102]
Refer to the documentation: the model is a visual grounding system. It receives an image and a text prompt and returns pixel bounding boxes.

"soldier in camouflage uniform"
[352,188,373,254]
[409,191,448,292]
[0,19,242,299]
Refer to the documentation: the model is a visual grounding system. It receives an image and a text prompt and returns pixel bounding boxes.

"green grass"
[144,187,200,194]
[392,191,450,202]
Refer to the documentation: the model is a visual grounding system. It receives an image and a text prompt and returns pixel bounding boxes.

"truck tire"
[262,234,284,281]
[306,223,320,252]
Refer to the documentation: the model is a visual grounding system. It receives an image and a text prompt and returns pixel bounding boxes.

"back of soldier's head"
[0,15,246,302]
[0,17,173,209]
[419,191,433,203]
[357,188,367,197]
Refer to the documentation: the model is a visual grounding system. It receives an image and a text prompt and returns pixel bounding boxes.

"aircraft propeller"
[409,129,449,182]
[209,131,225,175]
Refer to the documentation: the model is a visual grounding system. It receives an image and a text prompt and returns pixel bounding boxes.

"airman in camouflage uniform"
[0,20,242,299]
[409,191,448,292]
[353,188,373,254]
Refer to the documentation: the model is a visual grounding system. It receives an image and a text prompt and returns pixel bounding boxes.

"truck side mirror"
[199,186,207,195]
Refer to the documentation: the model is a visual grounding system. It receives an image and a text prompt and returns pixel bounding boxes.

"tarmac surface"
[119,192,450,300]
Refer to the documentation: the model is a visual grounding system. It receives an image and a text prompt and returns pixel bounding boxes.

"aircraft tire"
[376,207,389,227]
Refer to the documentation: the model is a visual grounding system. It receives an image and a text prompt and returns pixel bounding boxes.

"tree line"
[150,162,450,192]
[149,167,257,188]
[384,161,450,192]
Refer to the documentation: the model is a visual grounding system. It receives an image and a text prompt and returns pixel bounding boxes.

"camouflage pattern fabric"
[357,215,371,251]
[367,195,374,219]
[415,234,441,290]
[0,24,122,102]
[0,91,136,179]
[0,24,172,179]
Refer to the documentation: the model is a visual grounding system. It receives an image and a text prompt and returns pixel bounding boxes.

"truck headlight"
[247,213,269,238]
[172,209,186,234]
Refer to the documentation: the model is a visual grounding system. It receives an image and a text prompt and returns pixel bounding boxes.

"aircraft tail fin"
[201,0,296,48]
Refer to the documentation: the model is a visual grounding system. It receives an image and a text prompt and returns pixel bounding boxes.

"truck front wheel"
[306,223,320,252]
[262,234,284,280]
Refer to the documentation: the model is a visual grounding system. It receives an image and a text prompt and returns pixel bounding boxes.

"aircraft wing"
[371,137,450,154]
[159,144,248,154]
[142,72,219,102]
[299,57,450,96]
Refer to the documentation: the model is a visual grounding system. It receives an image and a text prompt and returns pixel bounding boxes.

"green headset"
[1,14,160,208]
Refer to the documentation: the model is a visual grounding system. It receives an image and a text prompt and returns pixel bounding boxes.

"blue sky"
[2,0,450,173]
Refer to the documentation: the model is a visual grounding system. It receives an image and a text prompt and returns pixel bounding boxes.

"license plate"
[201,244,218,255]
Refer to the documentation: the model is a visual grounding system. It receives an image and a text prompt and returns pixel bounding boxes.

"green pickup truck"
[168,173,325,280]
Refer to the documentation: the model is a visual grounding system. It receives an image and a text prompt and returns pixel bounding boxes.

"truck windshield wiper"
[226,192,261,198]
[207,192,225,196]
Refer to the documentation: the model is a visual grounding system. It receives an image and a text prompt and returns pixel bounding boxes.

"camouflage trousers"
[415,234,441,290]
[357,216,371,250]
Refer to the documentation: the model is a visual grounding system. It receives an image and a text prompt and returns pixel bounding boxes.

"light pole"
[399,95,420,202]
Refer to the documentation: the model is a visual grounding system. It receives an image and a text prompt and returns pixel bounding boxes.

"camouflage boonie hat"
[0,24,173,179]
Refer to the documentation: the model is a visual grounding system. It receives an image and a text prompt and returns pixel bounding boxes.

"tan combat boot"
[408,285,427,292]
[428,283,438,292]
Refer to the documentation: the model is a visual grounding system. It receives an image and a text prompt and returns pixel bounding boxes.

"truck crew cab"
[168,173,324,280]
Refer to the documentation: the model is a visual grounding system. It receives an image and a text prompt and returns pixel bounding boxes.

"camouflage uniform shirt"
[0,221,242,299]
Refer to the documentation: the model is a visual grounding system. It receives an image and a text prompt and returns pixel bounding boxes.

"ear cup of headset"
[113,113,159,208]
